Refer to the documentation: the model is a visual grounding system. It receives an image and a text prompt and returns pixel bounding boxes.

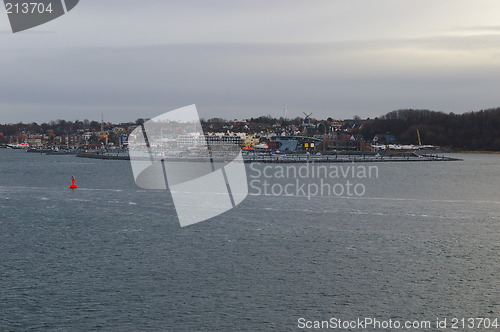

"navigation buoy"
[69,176,78,189]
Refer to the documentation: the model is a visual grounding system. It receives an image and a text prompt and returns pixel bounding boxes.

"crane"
[416,129,422,145]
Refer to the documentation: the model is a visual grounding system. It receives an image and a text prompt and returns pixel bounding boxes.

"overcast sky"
[2,0,500,123]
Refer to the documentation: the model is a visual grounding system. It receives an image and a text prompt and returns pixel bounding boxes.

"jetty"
[242,152,460,163]
[74,151,461,163]
[77,151,130,160]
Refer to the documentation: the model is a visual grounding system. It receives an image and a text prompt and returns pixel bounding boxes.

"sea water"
[0,149,498,331]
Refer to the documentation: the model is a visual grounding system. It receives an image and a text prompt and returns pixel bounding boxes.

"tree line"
[359,108,500,151]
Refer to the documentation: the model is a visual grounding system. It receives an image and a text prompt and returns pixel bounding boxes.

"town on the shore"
[2,107,500,152]
[0,115,426,153]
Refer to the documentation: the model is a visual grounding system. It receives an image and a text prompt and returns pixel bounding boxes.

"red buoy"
[69,176,78,189]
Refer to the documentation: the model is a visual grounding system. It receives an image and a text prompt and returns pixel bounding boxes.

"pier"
[242,152,460,163]
[77,151,130,160]
[74,151,462,163]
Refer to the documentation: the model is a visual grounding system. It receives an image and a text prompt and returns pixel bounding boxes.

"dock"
[242,153,461,163]
[77,151,130,160]
[75,151,462,163]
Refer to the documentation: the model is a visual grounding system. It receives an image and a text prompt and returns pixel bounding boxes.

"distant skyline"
[2,0,500,123]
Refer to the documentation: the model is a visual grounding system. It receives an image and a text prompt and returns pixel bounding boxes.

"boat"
[6,143,30,149]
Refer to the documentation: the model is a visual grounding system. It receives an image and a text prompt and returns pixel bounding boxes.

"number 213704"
[5,2,54,14]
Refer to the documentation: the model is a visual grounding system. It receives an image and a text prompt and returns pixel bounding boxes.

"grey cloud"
[1,40,500,123]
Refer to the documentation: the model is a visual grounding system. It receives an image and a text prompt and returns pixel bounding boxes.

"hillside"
[360,108,500,151]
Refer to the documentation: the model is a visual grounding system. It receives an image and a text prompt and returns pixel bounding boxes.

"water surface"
[0,150,498,331]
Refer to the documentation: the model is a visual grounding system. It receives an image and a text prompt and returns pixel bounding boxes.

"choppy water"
[0,149,499,331]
